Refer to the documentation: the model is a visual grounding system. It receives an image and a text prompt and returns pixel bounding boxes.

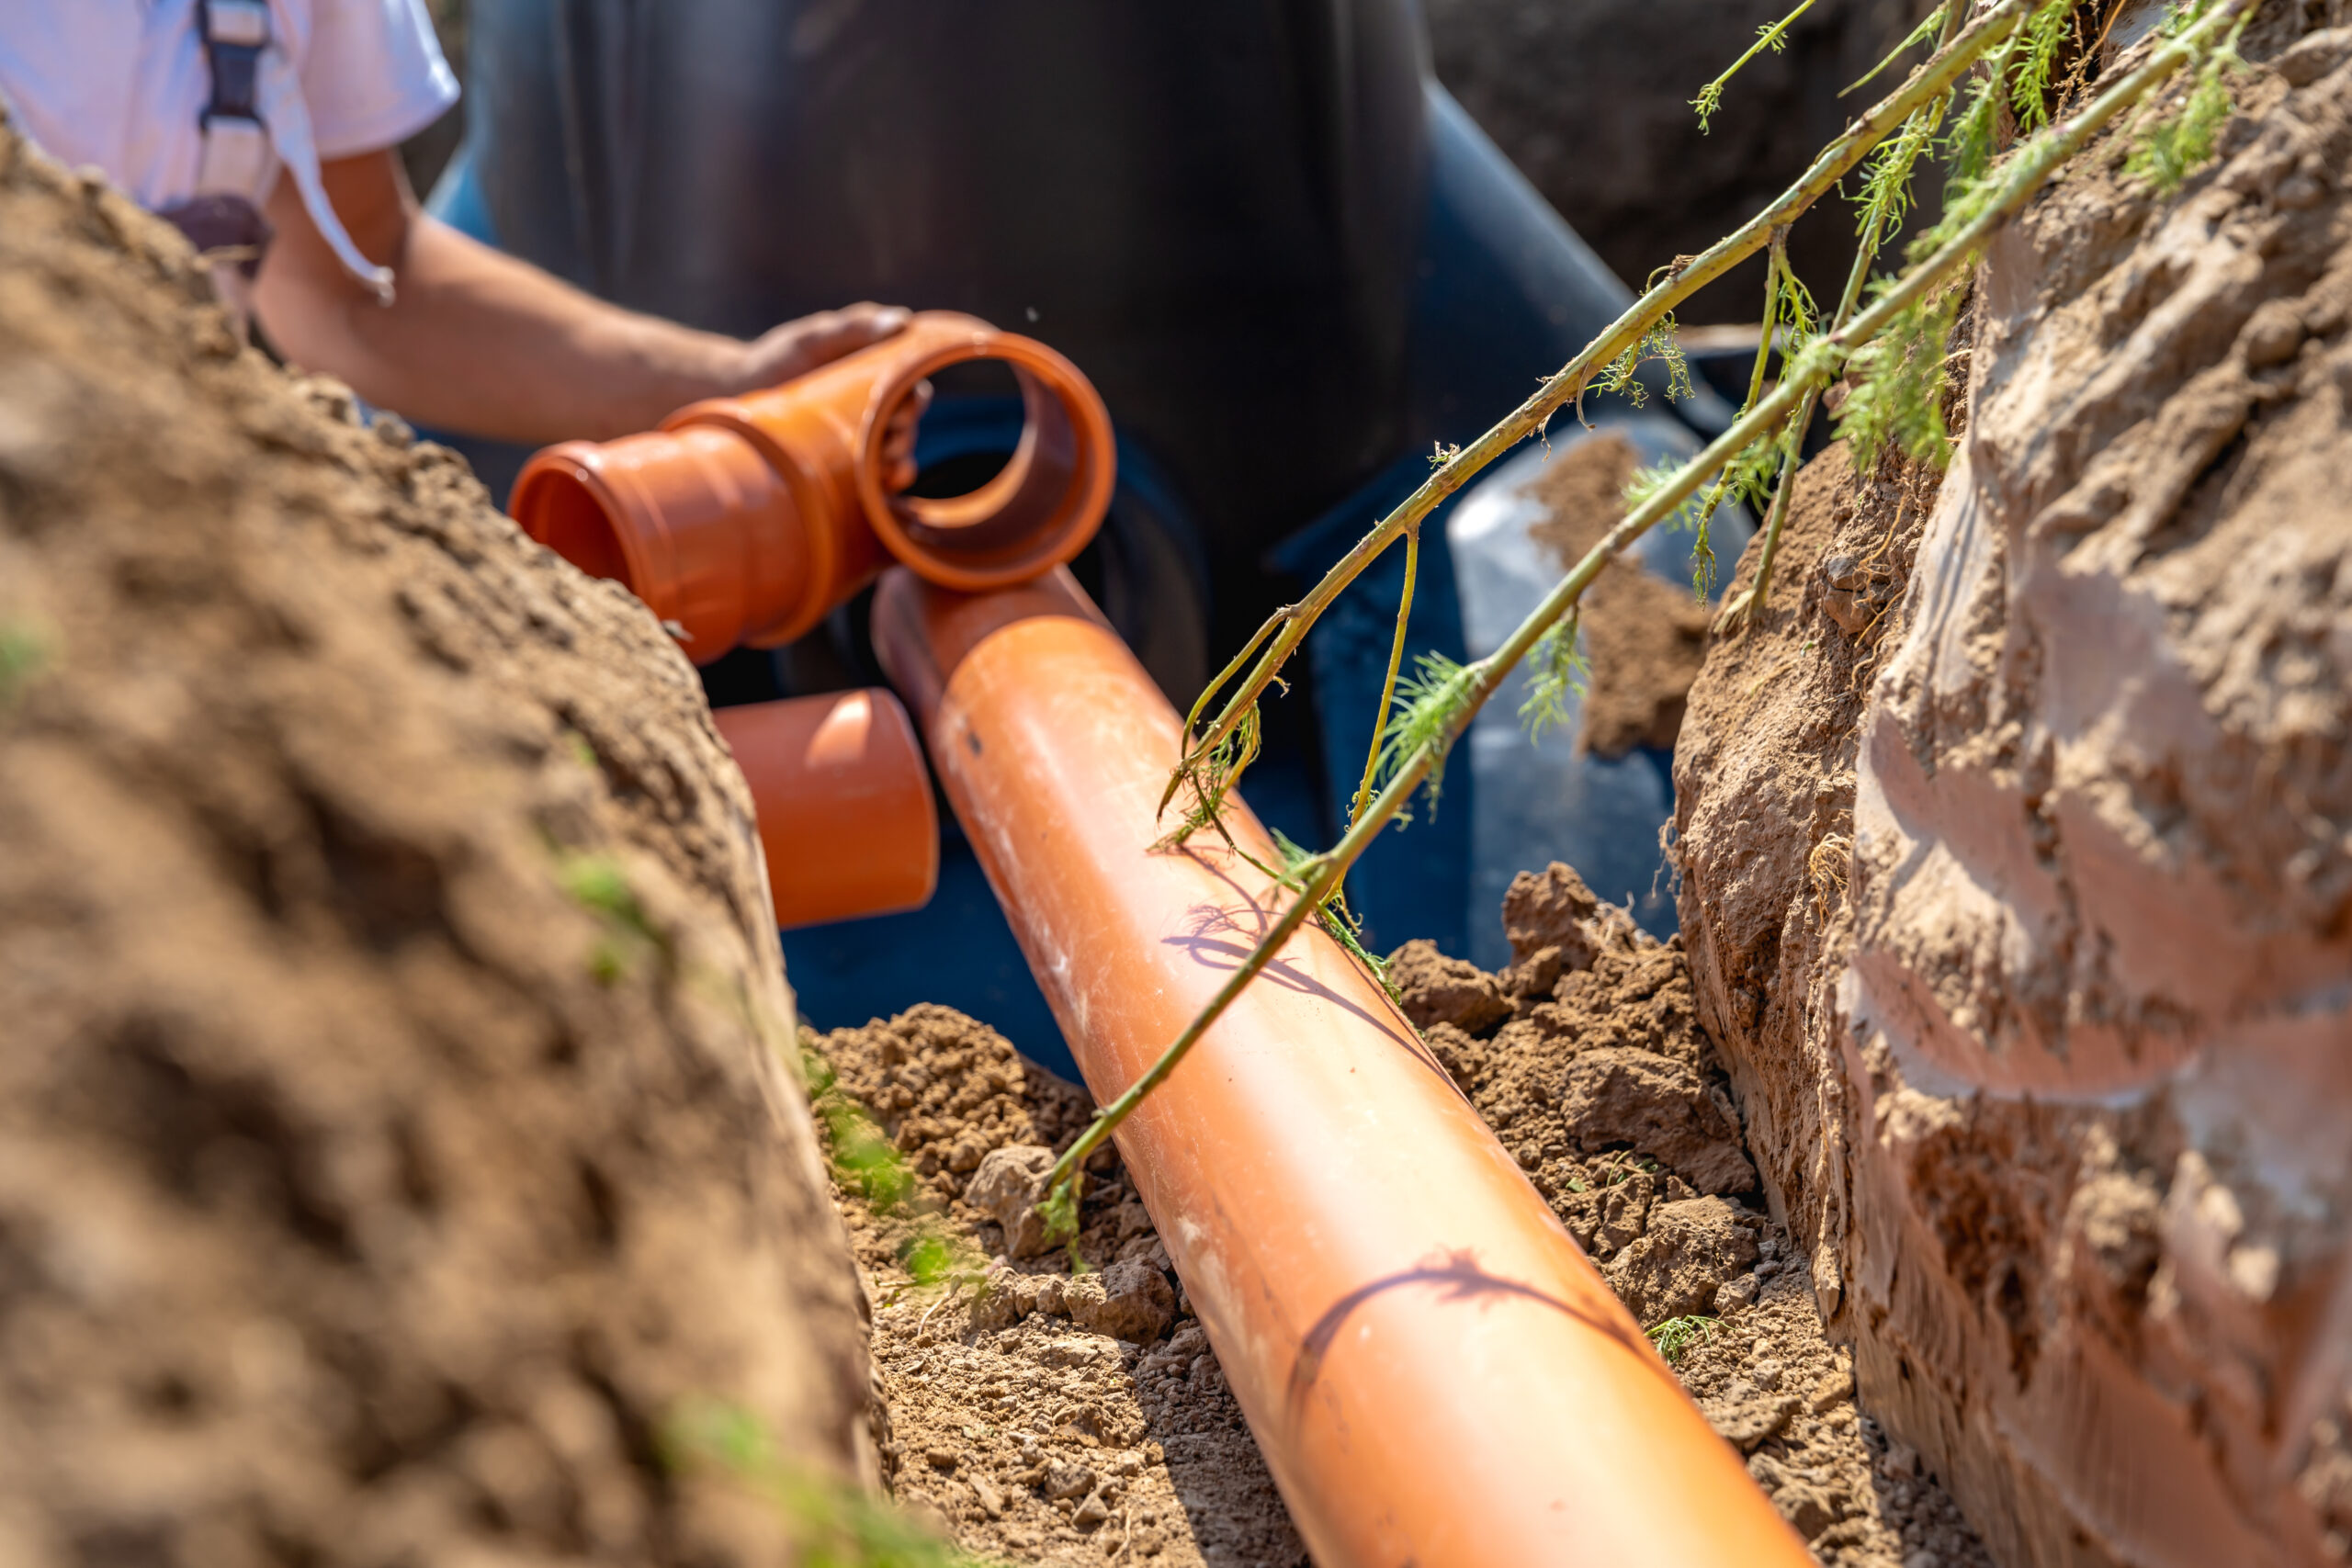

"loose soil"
[1393,863,1988,1568]
[811,1007,1306,1568]
[1526,430,1715,756]
[814,866,1991,1566]
[0,123,873,1565]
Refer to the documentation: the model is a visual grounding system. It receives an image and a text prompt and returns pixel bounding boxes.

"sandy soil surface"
[810,1007,1305,1568]
[0,118,873,1566]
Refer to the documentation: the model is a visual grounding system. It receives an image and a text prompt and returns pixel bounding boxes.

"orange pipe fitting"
[510,311,1115,657]
[710,689,938,931]
[872,566,1813,1568]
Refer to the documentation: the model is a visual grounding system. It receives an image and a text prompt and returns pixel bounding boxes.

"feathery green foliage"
[2010,0,2079,130]
[1853,96,1949,242]
[1591,314,1696,412]
[2125,38,2240,194]
[1942,39,2017,196]
[801,1039,984,1286]
[1272,828,1397,997]
[1378,651,1476,812]
[1155,702,1263,852]
[1519,614,1588,740]
[662,1398,1001,1567]
[1691,0,1816,132]
[1647,1315,1717,1366]
[1838,280,1968,471]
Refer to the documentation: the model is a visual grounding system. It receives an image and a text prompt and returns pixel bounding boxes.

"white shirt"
[0,1,458,295]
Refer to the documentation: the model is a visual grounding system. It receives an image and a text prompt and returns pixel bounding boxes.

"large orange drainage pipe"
[872,566,1811,1567]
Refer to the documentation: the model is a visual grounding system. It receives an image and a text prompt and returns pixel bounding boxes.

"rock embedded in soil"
[0,126,872,1565]
[967,1142,1057,1258]
[1603,1194,1762,1321]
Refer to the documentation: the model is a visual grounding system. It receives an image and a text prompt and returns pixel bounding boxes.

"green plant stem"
[1350,524,1420,827]
[1693,1,1818,131]
[1161,0,2032,830]
[1046,0,2243,1228]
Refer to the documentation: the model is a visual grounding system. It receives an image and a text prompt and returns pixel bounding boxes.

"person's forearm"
[260,213,749,444]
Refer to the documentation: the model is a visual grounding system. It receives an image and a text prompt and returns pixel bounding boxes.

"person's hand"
[732,302,928,491]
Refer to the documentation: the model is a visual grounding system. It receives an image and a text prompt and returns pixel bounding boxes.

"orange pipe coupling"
[871,566,1811,1568]
[710,689,937,931]
[511,311,1115,658]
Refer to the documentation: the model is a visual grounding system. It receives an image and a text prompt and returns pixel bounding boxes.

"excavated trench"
[6,8,2350,1566]
[808,882,1993,1567]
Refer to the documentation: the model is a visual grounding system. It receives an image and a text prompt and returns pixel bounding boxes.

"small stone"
[1066,1259,1176,1343]
[924,1446,958,1471]
[1713,1273,1760,1312]
[1904,1553,1940,1568]
[1700,1391,1799,1452]
[970,1262,1025,1331]
[1073,1493,1112,1529]
[1035,1274,1067,1315]
[1806,1367,1854,1413]
[1750,1358,1783,1391]
[1041,1460,1096,1501]
[1883,1439,1921,1477]
[969,1475,1004,1517]
[966,1145,1057,1258]
[1777,1480,1841,1540]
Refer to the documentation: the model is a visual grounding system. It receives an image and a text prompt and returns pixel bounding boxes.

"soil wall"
[1676,26,2352,1568]
[0,122,872,1565]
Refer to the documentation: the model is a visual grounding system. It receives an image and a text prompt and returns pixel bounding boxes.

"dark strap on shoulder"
[194,0,269,131]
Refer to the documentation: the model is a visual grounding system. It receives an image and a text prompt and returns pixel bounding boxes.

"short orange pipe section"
[871,566,1811,1568]
[711,690,937,931]
[511,311,1114,658]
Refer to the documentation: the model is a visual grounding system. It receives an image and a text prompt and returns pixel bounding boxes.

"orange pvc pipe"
[711,690,938,931]
[510,311,1115,657]
[872,566,1813,1568]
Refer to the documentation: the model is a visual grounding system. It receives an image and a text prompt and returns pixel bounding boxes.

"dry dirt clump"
[1676,27,2352,1568]
[0,123,878,1564]
[1525,429,1715,755]
[1391,863,1990,1568]
[813,1008,1306,1568]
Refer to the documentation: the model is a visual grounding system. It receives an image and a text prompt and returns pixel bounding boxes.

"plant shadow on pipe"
[1281,1248,1666,1415]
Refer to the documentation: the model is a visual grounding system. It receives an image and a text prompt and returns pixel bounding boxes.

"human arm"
[251,148,922,457]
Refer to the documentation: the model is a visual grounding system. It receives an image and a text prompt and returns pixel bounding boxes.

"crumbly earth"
[0,120,876,1564]
[1674,24,2352,1568]
[813,1007,1306,1568]
[811,880,1994,1567]
[1525,429,1715,755]
[1392,863,1991,1568]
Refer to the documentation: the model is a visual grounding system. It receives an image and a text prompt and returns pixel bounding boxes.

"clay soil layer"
[1674,23,2352,1568]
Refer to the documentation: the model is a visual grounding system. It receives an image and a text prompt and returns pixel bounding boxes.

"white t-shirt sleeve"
[300,0,459,161]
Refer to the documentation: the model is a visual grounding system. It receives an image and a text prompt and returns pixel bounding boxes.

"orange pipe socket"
[510,311,1115,657]
[872,566,1813,1568]
[710,690,937,931]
